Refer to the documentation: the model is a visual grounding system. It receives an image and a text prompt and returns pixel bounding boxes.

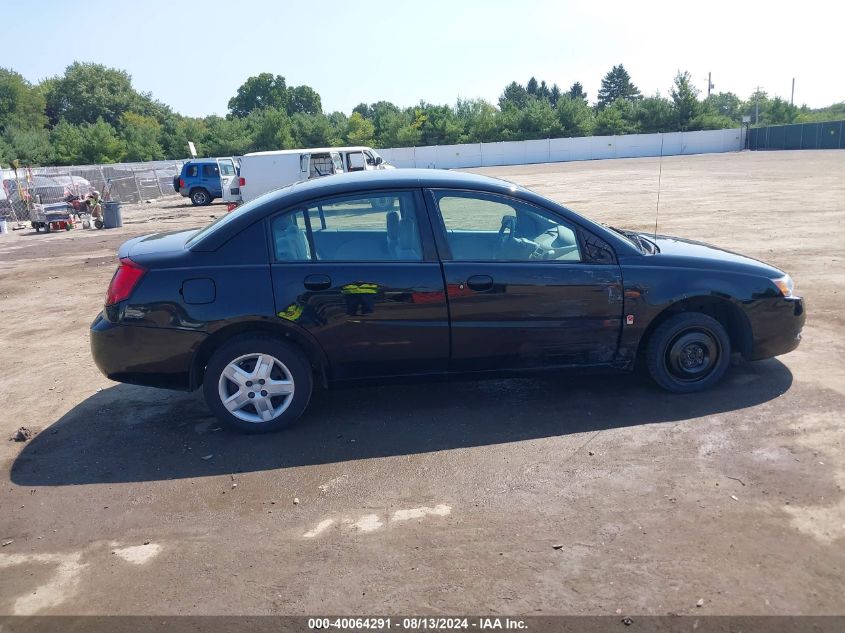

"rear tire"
[646,312,731,393]
[203,335,313,434]
[190,188,211,206]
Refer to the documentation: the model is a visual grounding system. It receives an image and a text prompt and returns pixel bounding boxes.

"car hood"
[118,229,198,260]
[641,233,785,277]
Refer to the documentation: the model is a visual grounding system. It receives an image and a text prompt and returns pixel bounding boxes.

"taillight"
[105,258,147,306]
[179,178,186,188]
[238,177,245,186]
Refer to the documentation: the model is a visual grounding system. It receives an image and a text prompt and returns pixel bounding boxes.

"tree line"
[1,62,842,167]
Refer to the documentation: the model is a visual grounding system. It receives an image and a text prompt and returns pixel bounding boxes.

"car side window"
[185,165,198,178]
[202,164,219,178]
[271,192,423,262]
[434,192,581,262]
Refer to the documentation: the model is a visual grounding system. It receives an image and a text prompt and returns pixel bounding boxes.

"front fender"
[617,265,773,364]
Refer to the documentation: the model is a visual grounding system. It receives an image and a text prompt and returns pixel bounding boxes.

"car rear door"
[268,189,449,380]
[427,189,624,372]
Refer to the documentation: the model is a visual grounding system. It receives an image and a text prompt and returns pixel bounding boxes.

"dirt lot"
[0,150,842,616]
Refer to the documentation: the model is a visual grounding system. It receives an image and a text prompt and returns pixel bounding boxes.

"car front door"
[268,189,449,379]
[428,190,624,372]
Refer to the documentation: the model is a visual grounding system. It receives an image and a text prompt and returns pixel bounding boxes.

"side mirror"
[375,156,384,165]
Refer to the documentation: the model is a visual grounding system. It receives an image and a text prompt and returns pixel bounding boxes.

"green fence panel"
[749,121,844,150]
[819,121,843,149]
[784,124,802,149]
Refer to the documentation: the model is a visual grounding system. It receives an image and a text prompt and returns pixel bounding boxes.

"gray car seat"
[396,217,420,260]
[275,214,310,260]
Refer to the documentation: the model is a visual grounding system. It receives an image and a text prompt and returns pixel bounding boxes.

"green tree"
[549,84,562,107]
[326,112,349,144]
[456,98,499,143]
[417,103,463,145]
[346,112,376,145]
[526,77,539,96]
[2,126,53,165]
[50,119,84,165]
[247,107,295,151]
[705,92,741,121]
[594,99,636,135]
[159,115,208,159]
[536,80,551,102]
[634,95,674,133]
[520,99,561,139]
[77,118,125,164]
[43,62,145,127]
[742,89,769,125]
[203,116,252,156]
[287,85,322,115]
[395,122,422,146]
[568,81,587,102]
[120,112,164,161]
[556,96,594,137]
[670,70,700,130]
[290,112,339,147]
[795,101,845,123]
[227,73,288,118]
[499,81,529,110]
[766,97,797,125]
[0,68,47,131]
[596,64,640,110]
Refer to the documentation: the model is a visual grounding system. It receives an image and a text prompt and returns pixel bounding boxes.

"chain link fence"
[1,160,186,223]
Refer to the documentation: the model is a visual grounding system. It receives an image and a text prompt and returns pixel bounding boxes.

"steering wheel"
[528,245,549,260]
[496,215,517,258]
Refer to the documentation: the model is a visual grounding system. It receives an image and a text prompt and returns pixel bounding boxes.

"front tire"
[646,313,731,393]
[203,335,313,434]
[190,188,211,206]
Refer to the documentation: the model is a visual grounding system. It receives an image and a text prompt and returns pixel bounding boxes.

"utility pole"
[790,78,795,106]
[707,72,713,98]
[755,85,761,125]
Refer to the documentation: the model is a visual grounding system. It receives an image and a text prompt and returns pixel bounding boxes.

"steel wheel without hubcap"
[665,328,720,383]
[217,353,295,423]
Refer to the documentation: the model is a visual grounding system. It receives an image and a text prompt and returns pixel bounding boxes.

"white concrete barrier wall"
[377,128,742,169]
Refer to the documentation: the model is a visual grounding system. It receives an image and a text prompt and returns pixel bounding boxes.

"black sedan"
[91,169,804,433]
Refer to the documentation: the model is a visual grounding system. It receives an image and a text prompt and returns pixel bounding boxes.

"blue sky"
[5,0,843,117]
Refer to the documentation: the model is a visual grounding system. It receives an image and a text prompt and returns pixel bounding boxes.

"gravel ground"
[0,150,842,616]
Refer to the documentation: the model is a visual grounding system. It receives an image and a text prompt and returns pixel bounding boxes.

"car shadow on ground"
[11,359,793,486]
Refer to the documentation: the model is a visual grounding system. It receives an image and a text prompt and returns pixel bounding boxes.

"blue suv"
[173,157,238,206]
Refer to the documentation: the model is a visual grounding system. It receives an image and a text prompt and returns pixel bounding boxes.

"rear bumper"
[90,312,206,390]
[749,297,805,360]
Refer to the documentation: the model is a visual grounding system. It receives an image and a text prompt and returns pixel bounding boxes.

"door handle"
[466,275,494,292]
[303,274,332,291]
